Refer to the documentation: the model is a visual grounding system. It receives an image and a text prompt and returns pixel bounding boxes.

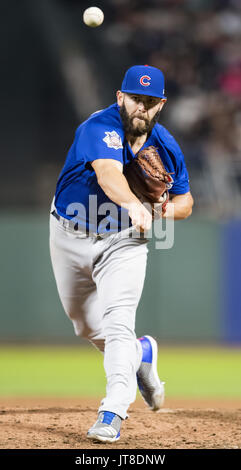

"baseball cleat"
[137,335,165,411]
[87,411,122,443]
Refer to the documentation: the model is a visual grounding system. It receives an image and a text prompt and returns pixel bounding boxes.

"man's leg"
[49,213,105,350]
[92,234,148,420]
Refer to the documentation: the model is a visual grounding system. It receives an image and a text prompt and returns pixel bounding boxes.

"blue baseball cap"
[121,65,167,99]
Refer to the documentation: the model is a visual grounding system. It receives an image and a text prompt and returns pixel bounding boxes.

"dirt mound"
[0,397,241,449]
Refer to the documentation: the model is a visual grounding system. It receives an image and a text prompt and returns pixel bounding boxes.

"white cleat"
[87,411,122,443]
[137,335,165,411]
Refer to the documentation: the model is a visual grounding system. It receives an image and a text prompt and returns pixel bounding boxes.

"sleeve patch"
[103,131,123,150]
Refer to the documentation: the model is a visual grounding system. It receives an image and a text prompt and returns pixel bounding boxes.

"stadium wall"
[0,213,240,344]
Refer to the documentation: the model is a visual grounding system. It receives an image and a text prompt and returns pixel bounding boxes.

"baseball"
[83,7,104,27]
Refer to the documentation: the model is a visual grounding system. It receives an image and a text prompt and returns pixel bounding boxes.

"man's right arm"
[91,159,152,232]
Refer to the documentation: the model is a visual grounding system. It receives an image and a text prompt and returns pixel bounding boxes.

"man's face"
[117,92,166,137]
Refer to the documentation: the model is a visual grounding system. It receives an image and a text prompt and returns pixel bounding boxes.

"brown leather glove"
[124,146,173,219]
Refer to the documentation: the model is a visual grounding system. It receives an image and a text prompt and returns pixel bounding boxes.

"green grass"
[0,346,241,398]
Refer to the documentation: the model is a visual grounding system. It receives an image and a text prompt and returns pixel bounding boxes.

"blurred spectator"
[101,0,241,215]
[1,0,241,216]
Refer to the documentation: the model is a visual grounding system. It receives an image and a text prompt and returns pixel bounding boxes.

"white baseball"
[83,7,104,27]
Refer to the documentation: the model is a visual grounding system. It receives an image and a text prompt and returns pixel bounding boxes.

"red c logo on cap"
[140,75,151,87]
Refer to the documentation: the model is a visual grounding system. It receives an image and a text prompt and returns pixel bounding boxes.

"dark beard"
[119,102,160,138]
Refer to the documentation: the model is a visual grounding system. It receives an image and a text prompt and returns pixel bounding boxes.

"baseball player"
[49,65,193,443]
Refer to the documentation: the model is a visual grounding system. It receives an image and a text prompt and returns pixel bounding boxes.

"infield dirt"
[0,397,241,449]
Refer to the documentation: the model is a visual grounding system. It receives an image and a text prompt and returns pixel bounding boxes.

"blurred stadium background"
[1,0,241,399]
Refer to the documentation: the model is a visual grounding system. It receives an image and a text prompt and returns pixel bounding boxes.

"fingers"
[133,216,152,232]
[128,202,152,232]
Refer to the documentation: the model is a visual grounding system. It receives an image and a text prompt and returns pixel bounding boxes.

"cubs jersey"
[54,103,190,233]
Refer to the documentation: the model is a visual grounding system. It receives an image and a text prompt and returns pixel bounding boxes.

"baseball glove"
[124,146,173,219]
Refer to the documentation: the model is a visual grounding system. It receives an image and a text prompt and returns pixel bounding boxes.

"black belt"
[51,209,60,221]
[51,210,106,239]
[51,210,144,240]
[51,209,90,232]
[51,209,77,229]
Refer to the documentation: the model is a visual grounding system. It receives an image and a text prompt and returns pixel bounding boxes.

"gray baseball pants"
[49,204,149,419]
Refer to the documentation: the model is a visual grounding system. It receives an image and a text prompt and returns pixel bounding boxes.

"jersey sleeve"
[169,145,190,195]
[75,118,124,168]
[156,124,190,195]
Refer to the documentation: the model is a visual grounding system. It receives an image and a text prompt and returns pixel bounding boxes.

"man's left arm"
[163,191,194,220]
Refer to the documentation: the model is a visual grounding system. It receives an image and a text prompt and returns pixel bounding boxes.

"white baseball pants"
[49,206,148,419]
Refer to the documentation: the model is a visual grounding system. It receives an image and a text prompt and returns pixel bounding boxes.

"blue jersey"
[55,103,190,233]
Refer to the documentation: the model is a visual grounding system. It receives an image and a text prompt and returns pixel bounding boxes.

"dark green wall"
[137,218,220,342]
[0,214,220,343]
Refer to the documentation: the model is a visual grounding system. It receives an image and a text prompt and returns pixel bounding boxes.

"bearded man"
[49,65,193,442]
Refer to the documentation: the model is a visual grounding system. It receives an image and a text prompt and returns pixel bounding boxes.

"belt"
[51,210,143,240]
[51,210,109,240]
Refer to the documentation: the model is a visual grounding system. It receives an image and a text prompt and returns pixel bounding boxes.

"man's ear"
[159,99,167,111]
[116,90,124,106]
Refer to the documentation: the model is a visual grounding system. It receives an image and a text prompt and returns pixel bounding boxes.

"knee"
[102,309,136,338]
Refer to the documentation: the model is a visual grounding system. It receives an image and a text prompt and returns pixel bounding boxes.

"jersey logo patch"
[103,131,123,150]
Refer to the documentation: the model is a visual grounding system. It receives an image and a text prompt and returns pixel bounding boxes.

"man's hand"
[127,202,152,233]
